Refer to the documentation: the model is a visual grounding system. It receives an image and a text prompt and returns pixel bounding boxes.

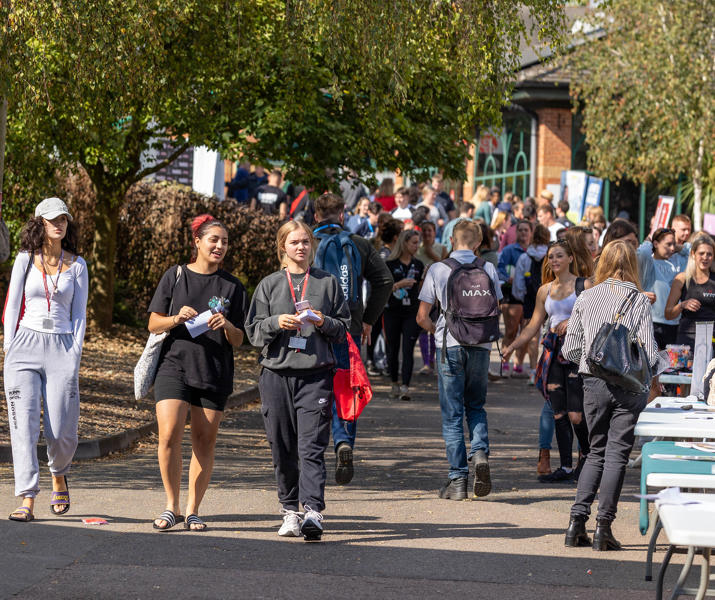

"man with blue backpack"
[312,193,393,485]
[417,220,503,500]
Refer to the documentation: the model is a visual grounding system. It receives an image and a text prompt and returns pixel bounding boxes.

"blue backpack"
[314,225,362,308]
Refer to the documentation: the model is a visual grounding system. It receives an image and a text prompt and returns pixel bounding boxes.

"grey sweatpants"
[4,327,81,498]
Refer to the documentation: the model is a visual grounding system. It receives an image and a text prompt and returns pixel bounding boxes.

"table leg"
[647,514,663,581]
[670,545,695,600]
[657,545,675,600]
[695,547,710,600]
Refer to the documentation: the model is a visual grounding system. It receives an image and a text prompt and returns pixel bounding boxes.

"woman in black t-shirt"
[384,230,425,401]
[665,234,715,351]
[147,215,248,532]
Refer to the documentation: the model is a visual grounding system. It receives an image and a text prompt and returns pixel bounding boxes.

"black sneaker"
[438,477,468,500]
[538,467,574,483]
[471,450,491,497]
[335,443,354,485]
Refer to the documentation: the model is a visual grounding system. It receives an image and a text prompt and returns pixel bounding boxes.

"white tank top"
[544,283,576,330]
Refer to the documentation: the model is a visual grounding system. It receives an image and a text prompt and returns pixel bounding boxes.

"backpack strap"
[289,189,308,218]
[575,276,586,297]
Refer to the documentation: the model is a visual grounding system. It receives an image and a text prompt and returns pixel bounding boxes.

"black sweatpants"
[259,367,333,512]
[383,307,420,386]
[571,376,647,522]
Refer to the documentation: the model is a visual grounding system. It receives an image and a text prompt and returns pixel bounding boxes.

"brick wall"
[535,107,571,194]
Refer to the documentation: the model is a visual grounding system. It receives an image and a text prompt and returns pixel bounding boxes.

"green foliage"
[1,0,567,326]
[568,0,714,226]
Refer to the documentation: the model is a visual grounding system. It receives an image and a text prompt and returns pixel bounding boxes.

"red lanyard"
[40,250,64,314]
[286,267,309,305]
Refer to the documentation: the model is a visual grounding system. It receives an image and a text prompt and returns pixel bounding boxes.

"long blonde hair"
[388,229,420,261]
[594,239,641,289]
[276,220,314,267]
[470,185,489,208]
[564,227,595,278]
[685,234,715,286]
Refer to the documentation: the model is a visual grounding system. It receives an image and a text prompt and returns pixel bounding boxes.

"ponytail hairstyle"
[542,239,576,285]
[190,214,227,262]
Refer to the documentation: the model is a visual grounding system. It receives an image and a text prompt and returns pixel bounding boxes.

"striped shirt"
[562,278,660,375]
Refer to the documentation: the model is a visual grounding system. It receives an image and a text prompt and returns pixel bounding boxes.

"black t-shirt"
[385,257,424,311]
[256,184,287,215]
[436,191,455,214]
[148,265,249,396]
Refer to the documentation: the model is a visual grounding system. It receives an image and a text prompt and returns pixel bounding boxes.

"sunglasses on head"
[653,227,675,241]
[548,240,569,248]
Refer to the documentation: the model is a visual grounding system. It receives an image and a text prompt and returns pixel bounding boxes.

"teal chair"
[640,441,715,581]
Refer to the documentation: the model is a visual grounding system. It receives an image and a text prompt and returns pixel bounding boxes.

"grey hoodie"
[245,267,351,373]
[512,244,548,302]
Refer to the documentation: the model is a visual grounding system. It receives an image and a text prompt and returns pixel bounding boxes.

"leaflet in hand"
[297,308,321,325]
[185,310,212,338]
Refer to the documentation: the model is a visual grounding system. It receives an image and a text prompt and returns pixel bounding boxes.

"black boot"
[564,515,591,547]
[438,477,468,500]
[592,518,621,551]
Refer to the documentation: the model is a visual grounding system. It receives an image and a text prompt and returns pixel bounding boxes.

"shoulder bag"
[586,290,652,394]
[133,266,182,400]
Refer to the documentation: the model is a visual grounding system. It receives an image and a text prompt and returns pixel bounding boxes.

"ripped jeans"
[547,357,589,469]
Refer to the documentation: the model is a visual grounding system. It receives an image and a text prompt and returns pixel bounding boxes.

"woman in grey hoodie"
[245,220,350,541]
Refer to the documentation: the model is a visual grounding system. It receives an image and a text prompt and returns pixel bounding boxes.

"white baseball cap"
[35,197,73,221]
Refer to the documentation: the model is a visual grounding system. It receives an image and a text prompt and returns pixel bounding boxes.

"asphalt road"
[0,363,699,599]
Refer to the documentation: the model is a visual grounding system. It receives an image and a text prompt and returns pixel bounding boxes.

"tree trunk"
[89,188,123,331]
[692,138,704,231]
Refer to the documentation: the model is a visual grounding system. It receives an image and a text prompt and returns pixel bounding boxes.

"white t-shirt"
[391,206,414,221]
[548,222,565,241]
[418,250,503,349]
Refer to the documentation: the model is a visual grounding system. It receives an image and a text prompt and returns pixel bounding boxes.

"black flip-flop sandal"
[184,514,207,532]
[152,510,184,531]
[9,506,34,522]
[50,476,70,515]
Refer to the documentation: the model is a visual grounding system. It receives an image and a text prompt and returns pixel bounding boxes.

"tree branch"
[130,140,189,184]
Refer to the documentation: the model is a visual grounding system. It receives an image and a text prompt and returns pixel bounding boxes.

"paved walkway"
[0,367,695,598]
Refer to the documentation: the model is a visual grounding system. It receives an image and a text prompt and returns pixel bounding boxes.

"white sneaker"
[300,507,324,541]
[278,509,302,537]
[390,383,400,398]
[528,369,536,386]
[399,384,411,401]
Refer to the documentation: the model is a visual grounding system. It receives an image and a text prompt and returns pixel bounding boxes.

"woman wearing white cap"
[3,197,88,522]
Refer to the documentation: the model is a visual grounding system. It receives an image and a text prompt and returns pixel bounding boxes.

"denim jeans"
[331,338,361,450]
[436,345,490,479]
[539,400,554,450]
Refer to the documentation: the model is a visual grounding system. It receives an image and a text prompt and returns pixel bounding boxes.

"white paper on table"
[185,309,212,338]
[635,486,702,505]
[676,442,715,453]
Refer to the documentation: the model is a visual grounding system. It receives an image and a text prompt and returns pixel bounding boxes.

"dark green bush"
[115,180,281,320]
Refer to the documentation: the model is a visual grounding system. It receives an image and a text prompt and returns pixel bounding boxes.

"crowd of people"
[3,175,710,549]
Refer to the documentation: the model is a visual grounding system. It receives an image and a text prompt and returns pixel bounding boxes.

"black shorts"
[653,323,678,349]
[154,375,228,412]
[501,291,523,306]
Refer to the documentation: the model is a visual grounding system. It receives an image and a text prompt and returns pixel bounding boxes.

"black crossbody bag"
[586,290,652,394]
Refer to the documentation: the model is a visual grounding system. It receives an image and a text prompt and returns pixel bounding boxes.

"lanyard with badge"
[40,249,64,329]
[286,268,310,351]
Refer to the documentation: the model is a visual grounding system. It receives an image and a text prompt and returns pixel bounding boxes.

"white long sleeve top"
[3,251,89,352]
